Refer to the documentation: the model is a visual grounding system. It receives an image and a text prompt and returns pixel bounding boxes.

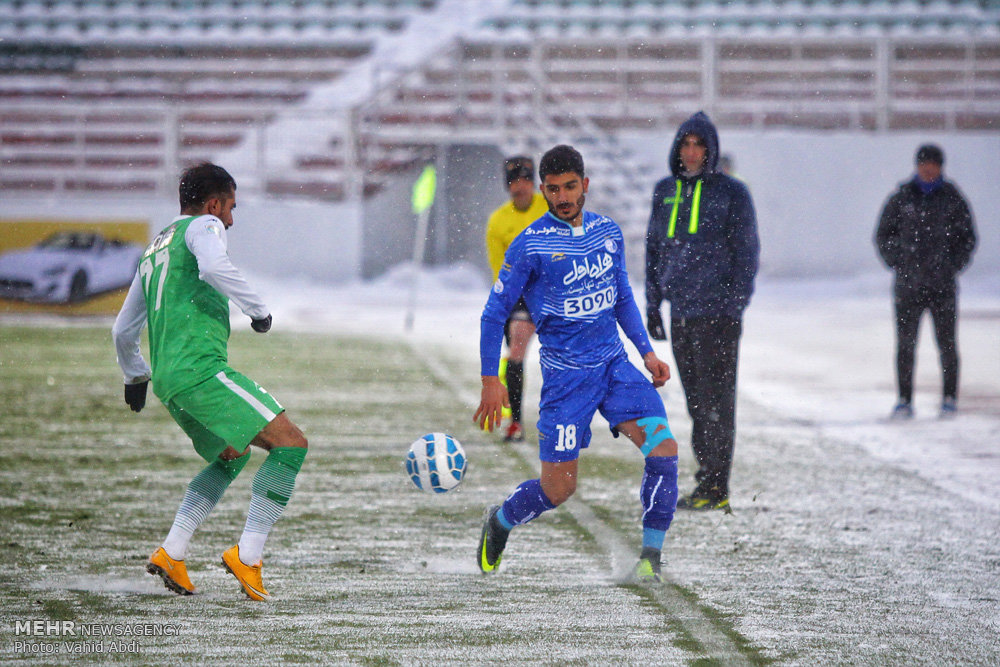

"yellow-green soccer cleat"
[633,558,663,584]
[477,505,510,573]
[221,545,270,601]
[146,547,196,595]
[677,494,731,513]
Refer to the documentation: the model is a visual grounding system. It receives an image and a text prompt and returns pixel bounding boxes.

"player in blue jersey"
[474,144,679,582]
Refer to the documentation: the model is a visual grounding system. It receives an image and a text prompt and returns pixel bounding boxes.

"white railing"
[4,35,999,201]
[0,103,355,199]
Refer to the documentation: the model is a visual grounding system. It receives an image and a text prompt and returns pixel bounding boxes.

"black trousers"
[502,297,532,424]
[893,281,959,403]
[670,315,743,499]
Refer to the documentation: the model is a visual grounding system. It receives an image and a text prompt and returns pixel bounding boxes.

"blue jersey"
[481,210,652,375]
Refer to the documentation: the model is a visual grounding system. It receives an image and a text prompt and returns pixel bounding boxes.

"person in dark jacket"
[645,111,759,511]
[875,144,977,419]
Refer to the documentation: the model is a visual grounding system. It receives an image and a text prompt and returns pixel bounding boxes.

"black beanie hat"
[504,156,534,186]
[916,144,944,166]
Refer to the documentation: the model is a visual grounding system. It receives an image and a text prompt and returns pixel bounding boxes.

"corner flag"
[412,164,437,215]
[405,163,437,332]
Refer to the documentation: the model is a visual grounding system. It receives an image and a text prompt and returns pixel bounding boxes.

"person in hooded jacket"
[645,111,759,512]
[875,144,977,420]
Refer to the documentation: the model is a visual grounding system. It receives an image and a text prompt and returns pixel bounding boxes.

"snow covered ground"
[252,263,1000,661]
[3,262,997,663]
[261,263,1000,516]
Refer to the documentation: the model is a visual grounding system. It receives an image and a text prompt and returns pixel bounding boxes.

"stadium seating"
[0,0,438,196]
[348,0,999,234]
[1,0,998,216]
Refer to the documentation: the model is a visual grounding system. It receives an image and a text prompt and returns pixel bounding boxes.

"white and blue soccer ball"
[405,433,467,493]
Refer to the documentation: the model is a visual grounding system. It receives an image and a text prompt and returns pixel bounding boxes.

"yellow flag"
[411,164,437,215]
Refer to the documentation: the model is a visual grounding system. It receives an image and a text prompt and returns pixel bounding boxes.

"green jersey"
[139,216,230,401]
[113,213,269,399]
[113,211,277,460]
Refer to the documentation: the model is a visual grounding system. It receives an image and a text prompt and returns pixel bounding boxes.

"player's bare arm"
[474,376,509,431]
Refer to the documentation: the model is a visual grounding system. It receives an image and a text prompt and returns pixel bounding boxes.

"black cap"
[504,156,534,186]
[916,144,944,166]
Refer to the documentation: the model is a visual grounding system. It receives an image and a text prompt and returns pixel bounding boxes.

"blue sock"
[640,455,678,550]
[643,529,667,550]
[496,507,514,531]
[498,479,556,530]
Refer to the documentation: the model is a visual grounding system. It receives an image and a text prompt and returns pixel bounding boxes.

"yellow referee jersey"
[485,192,549,280]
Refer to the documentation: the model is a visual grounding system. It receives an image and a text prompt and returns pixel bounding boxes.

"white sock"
[161,461,234,560]
[237,532,268,566]
[236,449,302,565]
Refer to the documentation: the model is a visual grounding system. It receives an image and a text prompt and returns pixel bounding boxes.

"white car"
[0,231,144,304]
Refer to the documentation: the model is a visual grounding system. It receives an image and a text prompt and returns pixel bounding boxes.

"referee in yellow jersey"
[485,156,550,442]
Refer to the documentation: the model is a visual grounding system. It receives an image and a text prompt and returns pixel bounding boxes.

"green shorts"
[165,368,285,463]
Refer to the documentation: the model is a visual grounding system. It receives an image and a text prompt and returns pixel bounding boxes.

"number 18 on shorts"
[537,354,666,463]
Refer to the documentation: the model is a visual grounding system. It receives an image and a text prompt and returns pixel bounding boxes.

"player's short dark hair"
[504,156,534,186]
[179,163,236,210]
[539,145,584,181]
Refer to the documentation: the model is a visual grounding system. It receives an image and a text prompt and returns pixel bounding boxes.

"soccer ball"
[405,433,467,493]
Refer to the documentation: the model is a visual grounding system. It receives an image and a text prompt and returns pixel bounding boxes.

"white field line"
[415,343,751,665]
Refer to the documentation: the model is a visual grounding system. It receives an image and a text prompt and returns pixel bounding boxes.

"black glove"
[646,306,666,341]
[124,381,148,413]
[251,314,272,333]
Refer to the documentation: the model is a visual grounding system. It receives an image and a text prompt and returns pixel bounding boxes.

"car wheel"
[68,270,88,303]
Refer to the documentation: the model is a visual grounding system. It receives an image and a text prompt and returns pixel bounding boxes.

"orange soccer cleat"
[146,547,196,595]
[221,545,269,601]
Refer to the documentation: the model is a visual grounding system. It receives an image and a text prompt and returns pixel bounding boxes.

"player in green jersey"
[112,163,308,601]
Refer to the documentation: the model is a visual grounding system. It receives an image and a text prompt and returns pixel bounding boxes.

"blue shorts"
[536,353,667,463]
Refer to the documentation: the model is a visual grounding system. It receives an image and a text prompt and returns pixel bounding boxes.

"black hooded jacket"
[645,111,759,319]
[875,177,976,288]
